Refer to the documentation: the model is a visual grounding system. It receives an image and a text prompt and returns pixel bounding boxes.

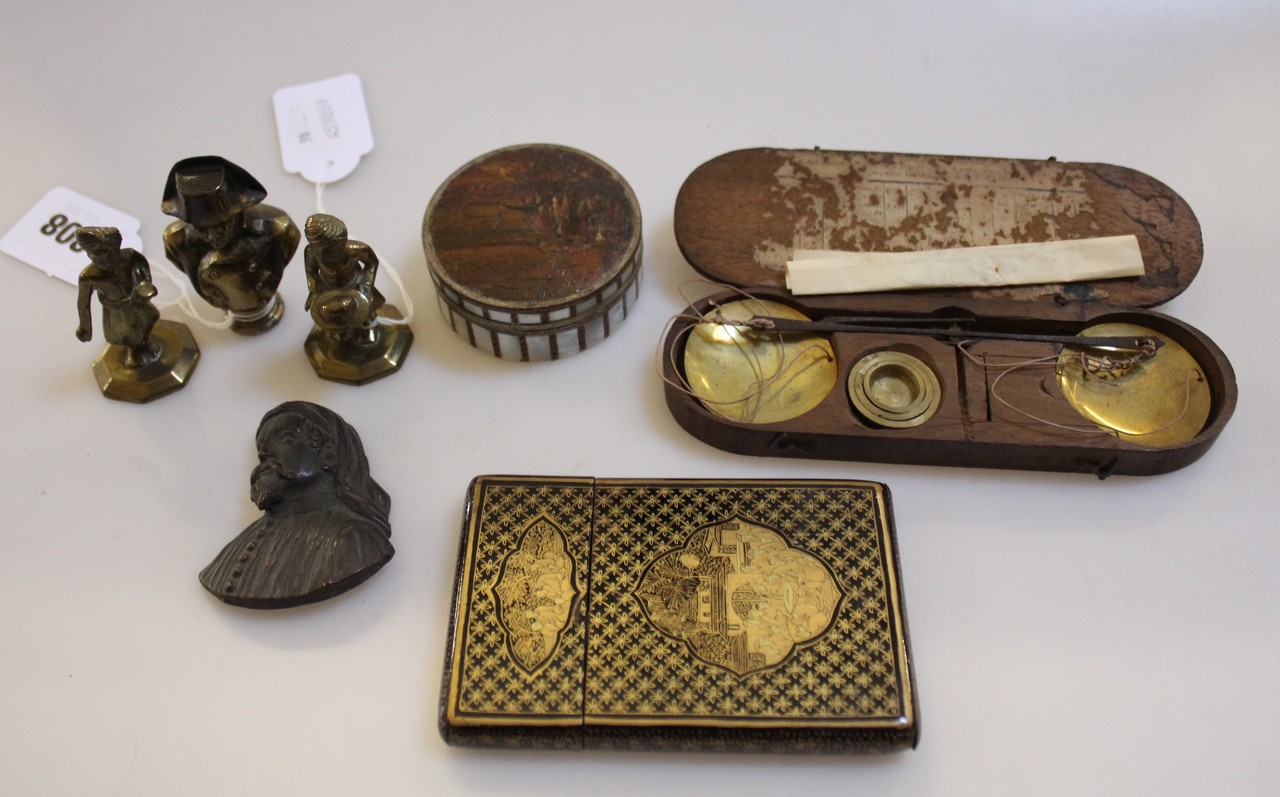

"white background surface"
[2,2,1277,795]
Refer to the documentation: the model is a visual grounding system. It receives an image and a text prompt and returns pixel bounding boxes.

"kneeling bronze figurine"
[199,401,394,609]
[302,213,413,384]
[74,227,199,402]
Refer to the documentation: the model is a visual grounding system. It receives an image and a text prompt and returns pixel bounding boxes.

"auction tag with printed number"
[272,73,374,185]
[0,187,144,285]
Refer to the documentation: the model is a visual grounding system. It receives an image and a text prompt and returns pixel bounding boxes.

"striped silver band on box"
[430,244,642,361]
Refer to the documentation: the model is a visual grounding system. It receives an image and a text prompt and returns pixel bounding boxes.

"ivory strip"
[784,235,1144,295]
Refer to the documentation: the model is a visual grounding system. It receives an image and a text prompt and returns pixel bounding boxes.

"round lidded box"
[422,144,643,361]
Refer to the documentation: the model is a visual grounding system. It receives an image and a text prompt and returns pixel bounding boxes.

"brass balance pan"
[682,298,837,425]
[1057,321,1211,447]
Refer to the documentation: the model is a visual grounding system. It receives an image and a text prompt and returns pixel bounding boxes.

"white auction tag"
[0,187,144,285]
[272,73,374,184]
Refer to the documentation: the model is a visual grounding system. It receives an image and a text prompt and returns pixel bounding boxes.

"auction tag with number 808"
[0,187,144,286]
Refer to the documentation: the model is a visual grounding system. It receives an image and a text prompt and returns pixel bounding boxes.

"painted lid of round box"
[422,144,643,361]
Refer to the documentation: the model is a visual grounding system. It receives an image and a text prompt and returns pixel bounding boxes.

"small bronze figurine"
[74,227,199,402]
[302,214,413,384]
[161,156,300,334]
[199,401,394,609]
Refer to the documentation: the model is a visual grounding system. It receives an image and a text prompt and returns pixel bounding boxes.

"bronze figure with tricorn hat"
[161,155,299,334]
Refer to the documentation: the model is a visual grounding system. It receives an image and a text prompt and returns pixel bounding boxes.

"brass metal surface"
[748,315,1162,351]
[633,516,842,676]
[161,156,299,334]
[302,214,413,384]
[1057,322,1211,447]
[75,226,199,402]
[304,308,413,385]
[848,351,942,428]
[492,514,580,675]
[441,476,918,753]
[445,477,595,738]
[90,320,200,403]
[682,299,836,424]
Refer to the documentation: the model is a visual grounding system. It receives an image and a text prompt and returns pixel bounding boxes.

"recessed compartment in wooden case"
[663,148,1237,477]
[440,476,918,753]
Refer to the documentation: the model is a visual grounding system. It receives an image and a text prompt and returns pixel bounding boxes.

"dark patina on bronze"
[74,226,199,402]
[161,156,300,334]
[302,214,413,384]
[199,401,393,609]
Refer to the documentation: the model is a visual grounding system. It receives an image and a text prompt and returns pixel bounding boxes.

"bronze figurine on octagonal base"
[74,227,199,402]
[302,214,413,384]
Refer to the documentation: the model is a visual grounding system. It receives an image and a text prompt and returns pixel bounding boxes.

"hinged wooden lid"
[674,148,1202,308]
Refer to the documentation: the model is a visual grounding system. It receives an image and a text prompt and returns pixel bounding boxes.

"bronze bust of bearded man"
[200,401,394,609]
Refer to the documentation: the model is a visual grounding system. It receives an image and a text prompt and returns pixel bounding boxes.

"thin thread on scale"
[661,282,1199,438]
[956,343,1111,435]
[956,340,1199,438]
[309,159,413,327]
[657,281,834,422]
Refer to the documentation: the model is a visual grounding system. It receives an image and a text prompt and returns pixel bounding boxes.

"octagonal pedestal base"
[91,320,200,403]
[305,307,413,385]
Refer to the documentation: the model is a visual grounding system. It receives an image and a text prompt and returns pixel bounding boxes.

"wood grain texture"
[674,148,1201,308]
[666,148,1233,476]
[425,144,640,309]
[422,144,644,361]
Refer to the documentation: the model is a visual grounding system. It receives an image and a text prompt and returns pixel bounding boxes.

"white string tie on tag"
[308,159,413,328]
[155,265,235,330]
[314,175,328,215]
[273,73,408,327]
[312,157,334,215]
[378,261,414,326]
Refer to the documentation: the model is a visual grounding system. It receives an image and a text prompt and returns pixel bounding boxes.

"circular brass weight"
[682,299,837,424]
[1056,322,1211,447]
[848,351,942,428]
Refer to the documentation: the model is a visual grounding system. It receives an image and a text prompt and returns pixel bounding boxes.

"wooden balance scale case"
[663,148,1237,477]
